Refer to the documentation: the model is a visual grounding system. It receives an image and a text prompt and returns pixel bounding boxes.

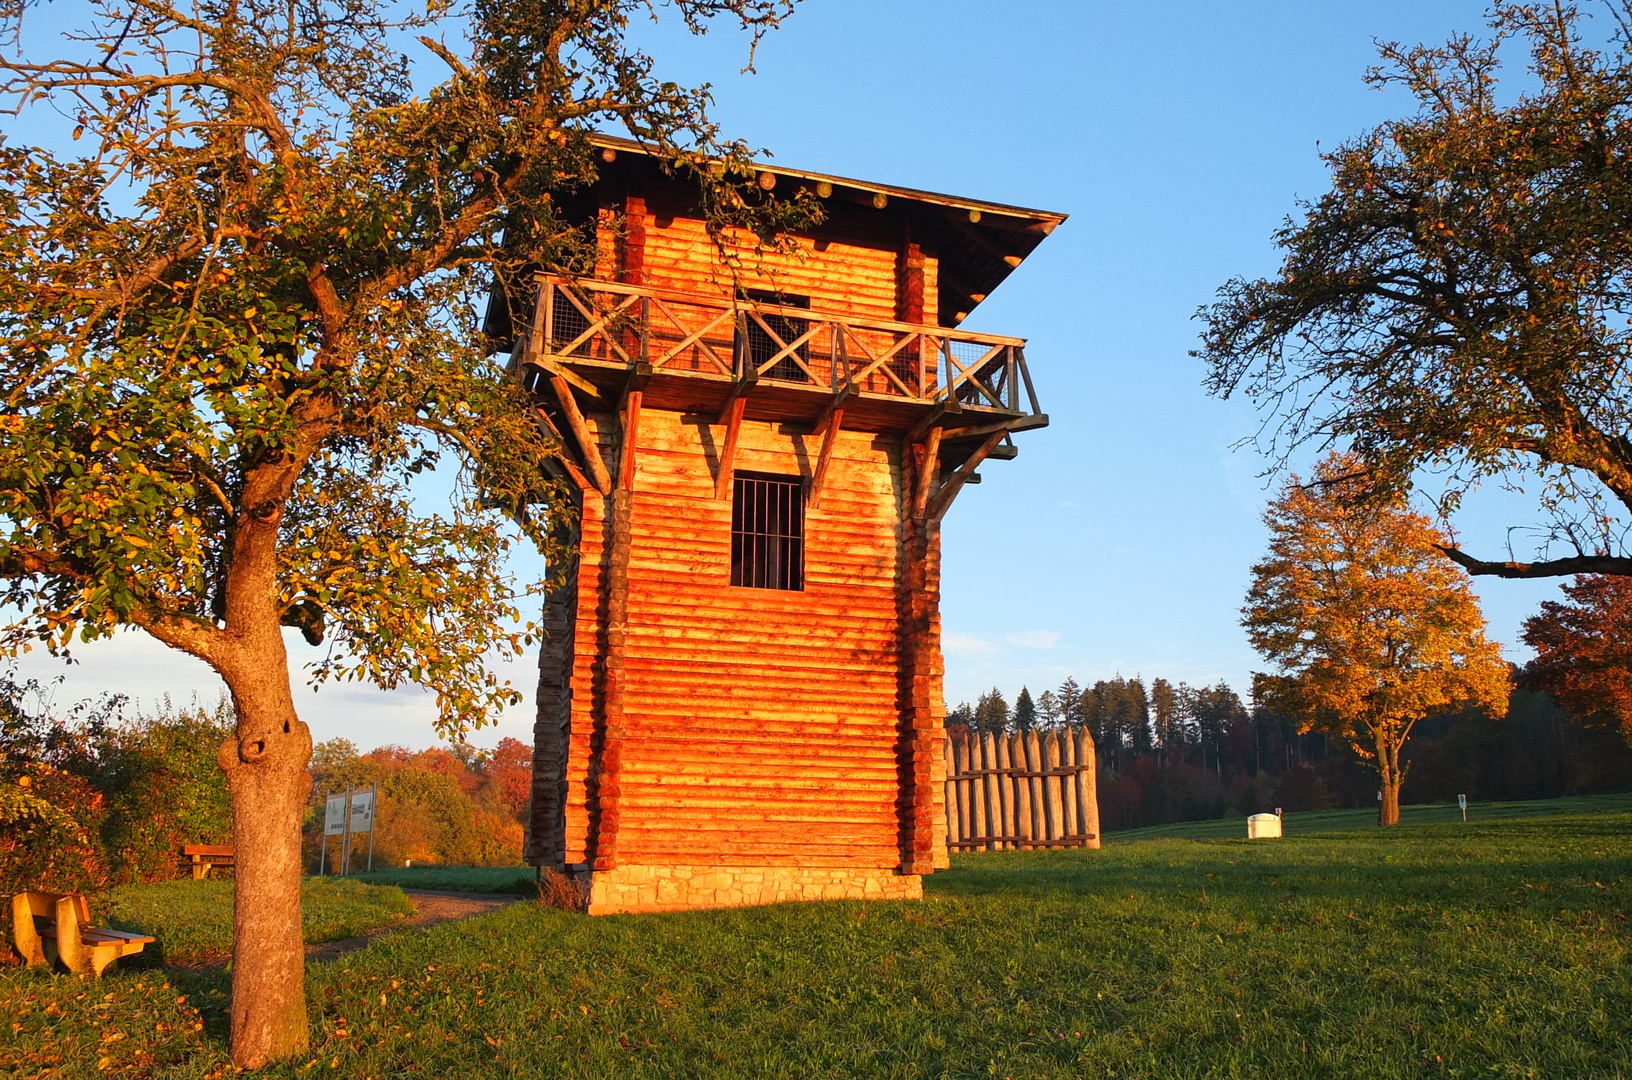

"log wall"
[609,183,940,326]
[540,408,947,874]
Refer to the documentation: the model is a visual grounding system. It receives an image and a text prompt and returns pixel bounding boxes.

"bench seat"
[10,892,155,977]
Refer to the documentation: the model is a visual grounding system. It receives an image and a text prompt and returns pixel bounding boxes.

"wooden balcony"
[511,276,1046,441]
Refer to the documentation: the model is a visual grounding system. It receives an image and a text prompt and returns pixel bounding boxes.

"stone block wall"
[584,864,923,914]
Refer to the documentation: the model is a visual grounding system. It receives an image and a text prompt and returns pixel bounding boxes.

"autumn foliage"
[307,737,532,869]
[1244,456,1511,825]
[1523,575,1632,743]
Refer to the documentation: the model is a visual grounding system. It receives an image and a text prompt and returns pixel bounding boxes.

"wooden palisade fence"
[944,728,1100,851]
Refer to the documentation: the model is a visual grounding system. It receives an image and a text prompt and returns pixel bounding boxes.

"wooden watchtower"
[500,136,1063,913]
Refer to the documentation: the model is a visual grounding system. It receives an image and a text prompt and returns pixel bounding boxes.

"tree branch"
[1436,544,1632,578]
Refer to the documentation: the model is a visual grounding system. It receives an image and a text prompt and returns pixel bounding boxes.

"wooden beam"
[547,374,612,496]
[618,390,642,492]
[525,356,601,400]
[947,214,1024,269]
[926,431,1004,521]
[808,408,844,509]
[912,426,943,519]
[713,394,747,501]
[907,397,961,444]
[940,413,1049,441]
[527,405,594,494]
[811,381,852,436]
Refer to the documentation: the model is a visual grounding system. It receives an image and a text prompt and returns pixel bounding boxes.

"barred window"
[731,473,804,590]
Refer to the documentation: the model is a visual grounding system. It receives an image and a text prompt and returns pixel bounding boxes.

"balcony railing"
[514,276,1041,418]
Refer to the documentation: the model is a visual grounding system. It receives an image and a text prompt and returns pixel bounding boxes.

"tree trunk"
[216,644,313,1067]
[1376,732,1401,827]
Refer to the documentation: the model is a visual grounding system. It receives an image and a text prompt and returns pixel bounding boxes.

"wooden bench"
[10,891,154,977]
[181,843,234,880]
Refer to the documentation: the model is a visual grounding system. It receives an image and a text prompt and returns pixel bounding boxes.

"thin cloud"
[1006,630,1061,650]
[943,632,999,657]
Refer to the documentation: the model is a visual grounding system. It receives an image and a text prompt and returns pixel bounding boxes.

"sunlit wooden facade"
[498,136,1064,913]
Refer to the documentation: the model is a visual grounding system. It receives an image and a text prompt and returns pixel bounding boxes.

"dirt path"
[303,890,531,963]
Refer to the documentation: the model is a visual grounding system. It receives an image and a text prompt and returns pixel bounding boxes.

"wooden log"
[1015,732,1034,849]
[942,734,955,852]
[714,394,747,500]
[912,426,942,518]
[548,374,612,495]
[1023,729,1043,845]
[993,731,1011,850]
[953,740,966,848]
[590,487,633,871]
[1078,726,1102,850]
[1061,728,1081,846]
[1044,730,1066,844]
[808,407,843,508]
[979,731,997,852]
[619,389,643,491]
[1012,732,1029,848]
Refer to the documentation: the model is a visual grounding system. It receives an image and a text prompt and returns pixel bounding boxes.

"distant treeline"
[946,678,1632,832]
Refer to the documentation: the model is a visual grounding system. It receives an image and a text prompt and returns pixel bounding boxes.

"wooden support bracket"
[808,407,844,509]
[525,356,601,400]
[714,394,748,501]
[926,431,1004,521]
[547,374,612,496]
[529,405,595,494]
[912,426,943,519]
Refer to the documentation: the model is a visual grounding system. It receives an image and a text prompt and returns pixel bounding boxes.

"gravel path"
[303,890,531,963]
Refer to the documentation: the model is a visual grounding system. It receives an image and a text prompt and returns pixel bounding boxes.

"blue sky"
[11,0,1581,745]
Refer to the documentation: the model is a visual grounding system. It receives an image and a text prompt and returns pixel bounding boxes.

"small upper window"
[731,472,804,591]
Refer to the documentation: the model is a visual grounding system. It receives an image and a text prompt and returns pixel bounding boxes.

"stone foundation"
[583,864,923,914]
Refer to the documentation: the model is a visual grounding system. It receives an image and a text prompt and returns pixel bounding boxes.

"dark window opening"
[739,290,810,382]
[731,472,804,590]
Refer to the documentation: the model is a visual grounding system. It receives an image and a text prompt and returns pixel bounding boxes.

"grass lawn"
[105,877,415,963]
[349,865,536,894]
[3,796,1628,1078]
[1105,791,1632,843]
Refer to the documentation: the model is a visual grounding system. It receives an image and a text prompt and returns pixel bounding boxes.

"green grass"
[1105,790,1632,843]
[3,799,1628,1078]
[105,876,414,963]
[348,864,536,894]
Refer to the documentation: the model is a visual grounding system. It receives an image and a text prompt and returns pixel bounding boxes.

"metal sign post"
[322,792,347,875]
[340,786,353,875]
[1458,794,1467,822]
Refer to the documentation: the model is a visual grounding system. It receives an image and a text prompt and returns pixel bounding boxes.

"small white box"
[1247,813,1282,839]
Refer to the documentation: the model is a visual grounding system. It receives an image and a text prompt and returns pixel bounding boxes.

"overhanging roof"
[587,133,1067,326]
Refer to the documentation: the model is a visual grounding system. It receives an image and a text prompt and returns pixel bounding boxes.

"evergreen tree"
[1056,678,1082,728]
[1013,687,1037,732]
[944,702,975,735]
[974,688,1010,734]
[1150,678,1178,763]
[1036,690,1061,728]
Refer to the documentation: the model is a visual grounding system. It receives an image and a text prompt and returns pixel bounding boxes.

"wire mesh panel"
[739,291,811,382]
[731,473,804,590]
